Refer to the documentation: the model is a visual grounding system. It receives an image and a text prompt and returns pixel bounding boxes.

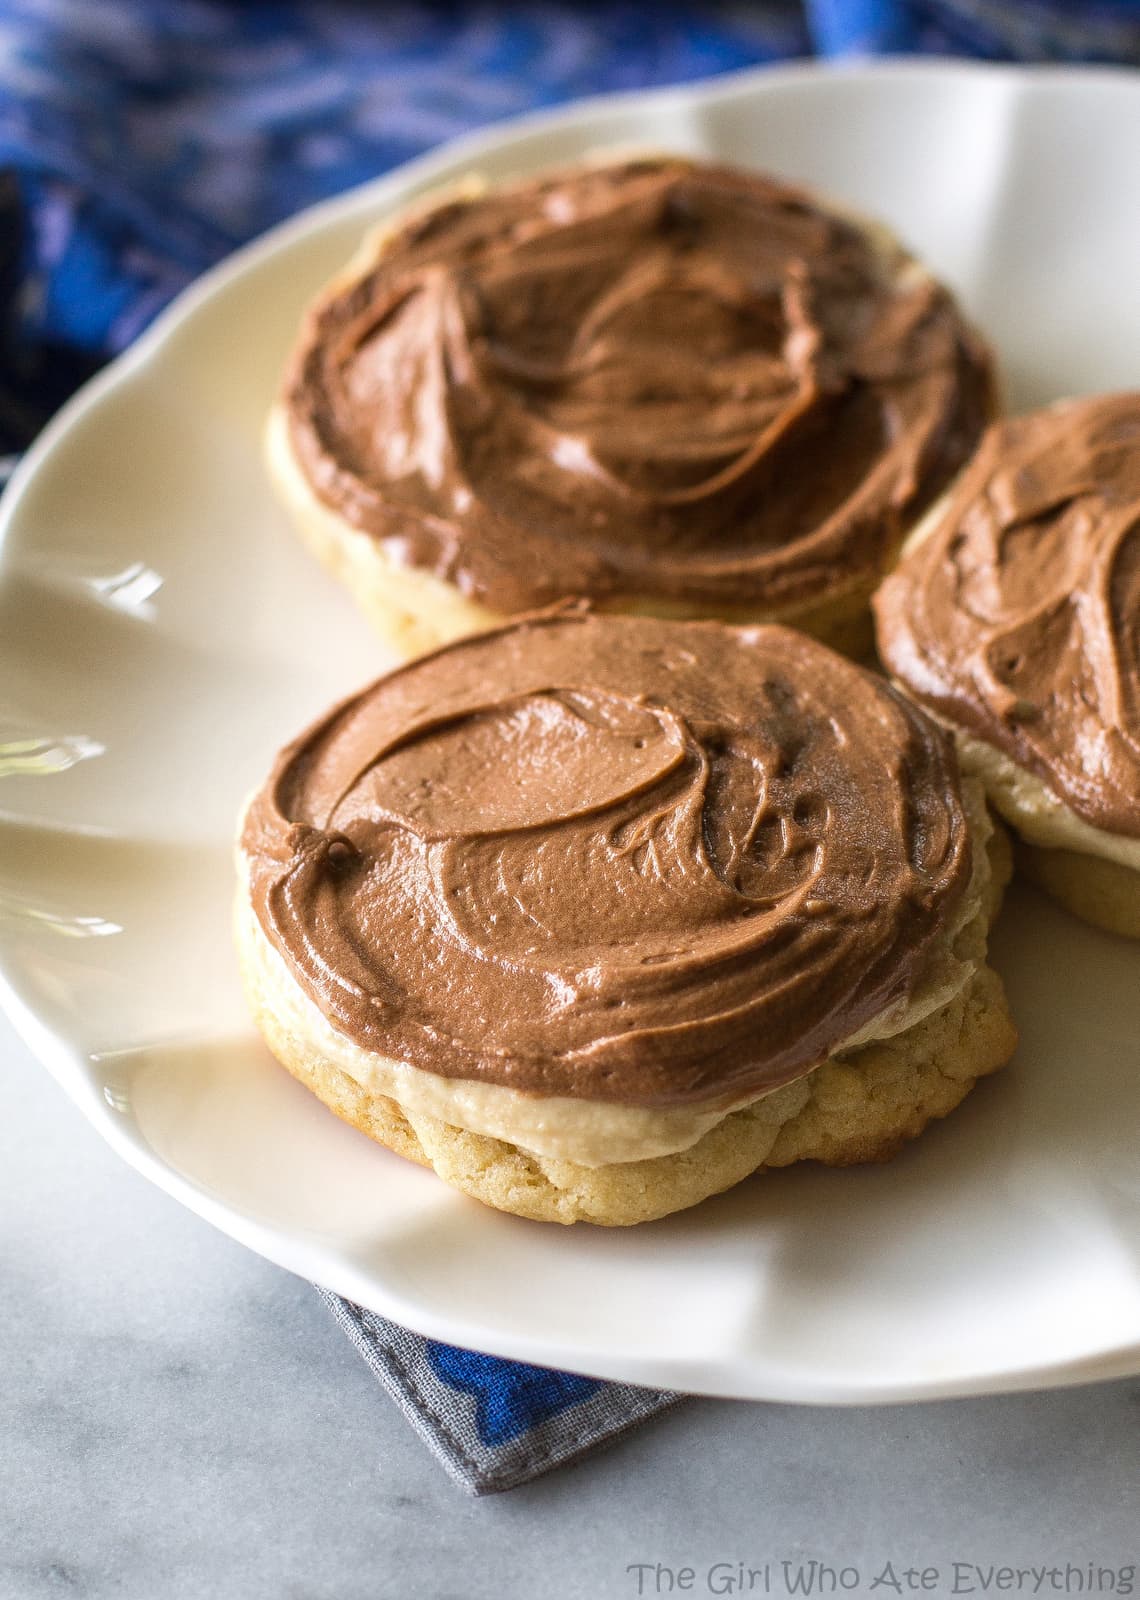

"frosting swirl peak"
[242,611,972,1107]
[286,157,995,615]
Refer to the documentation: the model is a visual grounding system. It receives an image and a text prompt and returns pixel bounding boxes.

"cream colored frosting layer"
[953,730,1140,873]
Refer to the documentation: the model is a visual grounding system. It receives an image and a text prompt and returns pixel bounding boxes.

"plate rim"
[3,55,1139,1402]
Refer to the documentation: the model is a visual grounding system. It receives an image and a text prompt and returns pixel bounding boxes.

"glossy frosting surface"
[242,611,972,1106]
[874,394,1140,838]
[287,157,995,614]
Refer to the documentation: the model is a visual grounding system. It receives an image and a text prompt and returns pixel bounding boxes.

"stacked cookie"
[237,155,1135,1225]
[874,395,1140,939]
[268,157,994,657]
[237,610,1015,1225]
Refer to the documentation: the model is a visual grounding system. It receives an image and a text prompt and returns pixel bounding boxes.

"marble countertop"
[3,1008,1137,1600]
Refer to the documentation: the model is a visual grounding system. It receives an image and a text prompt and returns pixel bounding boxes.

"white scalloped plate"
[3,60,1139,1401]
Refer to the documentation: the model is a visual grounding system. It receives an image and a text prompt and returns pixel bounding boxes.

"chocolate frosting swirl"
[873,394,1140,839]
[242,611,972,1107]
[286,157,995,615]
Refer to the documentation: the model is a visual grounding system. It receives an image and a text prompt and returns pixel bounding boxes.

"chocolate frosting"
[286,157,995,615]
[874,394,1140,839]
[242,611,972,1107]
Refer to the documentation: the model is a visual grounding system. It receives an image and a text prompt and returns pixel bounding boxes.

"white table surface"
[3,1008,1137,1600]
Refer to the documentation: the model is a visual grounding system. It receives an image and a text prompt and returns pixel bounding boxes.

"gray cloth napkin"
[318,1290,681,1495]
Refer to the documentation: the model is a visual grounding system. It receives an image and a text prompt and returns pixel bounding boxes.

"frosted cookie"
[873,393,1140,939]
[269,156,996,659]
[236,610,1015,1225]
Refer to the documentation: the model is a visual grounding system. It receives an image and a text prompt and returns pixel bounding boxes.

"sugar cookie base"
[241,953,1015,1226]
[1015,841,1140,939]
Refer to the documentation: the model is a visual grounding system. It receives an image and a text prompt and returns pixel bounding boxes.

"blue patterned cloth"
[4,0,1140,1492]
[319,1292,680,1493]
[3,0,1140,455]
